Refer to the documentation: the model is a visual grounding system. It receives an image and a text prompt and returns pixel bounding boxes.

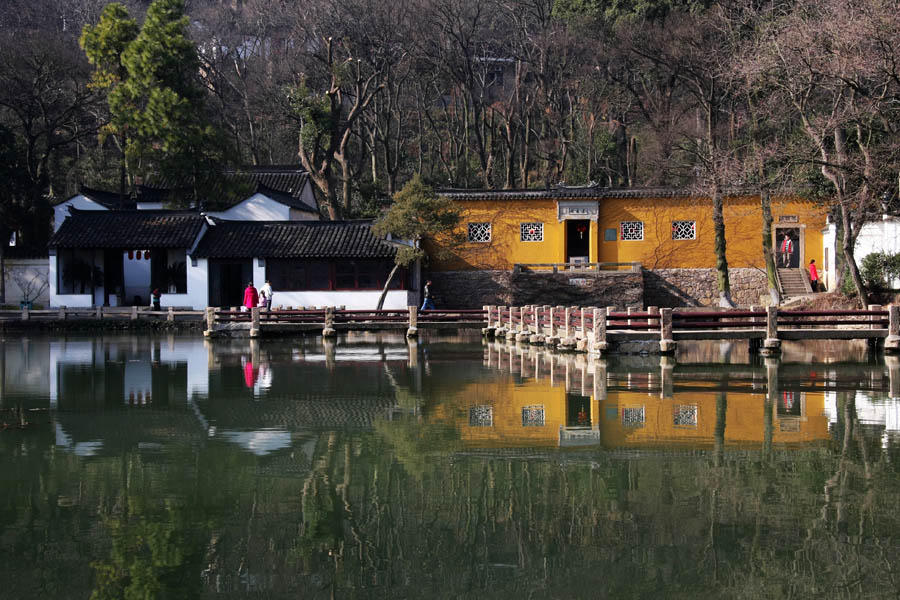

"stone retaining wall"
[428,270,643,309]
[643,268,770,307]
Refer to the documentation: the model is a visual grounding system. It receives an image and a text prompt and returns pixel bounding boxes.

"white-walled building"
[822,214,900,290]
[48,211,418,310]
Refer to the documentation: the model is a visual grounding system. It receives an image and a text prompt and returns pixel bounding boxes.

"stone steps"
[778,268,809,297]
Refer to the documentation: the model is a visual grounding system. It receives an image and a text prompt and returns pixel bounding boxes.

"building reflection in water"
[4,332,900,458]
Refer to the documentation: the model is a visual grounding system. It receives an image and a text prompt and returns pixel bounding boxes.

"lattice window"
[620,221,643,241]
[469,405,493,427]
[468,222,492,243]
[622,406,645,427]
[520,222,544,242]
[673,404,698,427]
[671,220,696,240]
[522,405,545,427]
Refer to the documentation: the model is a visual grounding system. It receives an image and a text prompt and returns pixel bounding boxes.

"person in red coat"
[243,281,259,311]
[809,259,820,292]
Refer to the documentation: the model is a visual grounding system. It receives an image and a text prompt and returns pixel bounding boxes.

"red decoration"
[144,250,151,260]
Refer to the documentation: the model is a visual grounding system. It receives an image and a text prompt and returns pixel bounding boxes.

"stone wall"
[643,268,770,307]
[428,270,643,309]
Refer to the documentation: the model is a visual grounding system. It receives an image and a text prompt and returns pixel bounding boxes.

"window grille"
[467,222,492,243]
[671,220,696,240]
[673,404,698,426]
[520,222,544,242]
[469,405,493,427]
[620,221,643,241]
[522,405,545,427]
[622,406,645,427]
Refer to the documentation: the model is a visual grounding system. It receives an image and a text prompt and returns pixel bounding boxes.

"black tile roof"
[74,185,136,209]
[193,220,397,259]
[437,186,696,201]
[144,165,316,211]
[49,209,206,249]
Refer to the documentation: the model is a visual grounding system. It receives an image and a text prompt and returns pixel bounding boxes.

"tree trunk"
[712,186,734,307]
[376,263,401,310]
[760,191,780,305]
[0,243,6,305]
[839,201,869,308]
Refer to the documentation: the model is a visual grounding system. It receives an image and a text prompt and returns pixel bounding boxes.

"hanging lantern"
[128,250,134,260]
[575,224,588,239]
[144,250,151,260]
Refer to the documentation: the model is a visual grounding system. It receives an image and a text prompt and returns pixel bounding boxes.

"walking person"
[809,259,820,292]
[260,280,273,310]
[779,234,794,268]
[243,281,258,312]
[420,279,435,311]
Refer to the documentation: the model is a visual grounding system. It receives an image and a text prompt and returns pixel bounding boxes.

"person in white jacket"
[259,280,273,310]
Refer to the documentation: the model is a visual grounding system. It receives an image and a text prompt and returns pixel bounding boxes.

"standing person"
[260,280,273,311]
[809,259,820,292]
[243,281,258,312]
[420,279,435,311]
[779,234,794,267]
[151,288,161,311]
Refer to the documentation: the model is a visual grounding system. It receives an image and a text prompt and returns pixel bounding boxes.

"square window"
[468,222,492,243]
[520,222,544,242]
[622,406,645,427]
[522,405,545,427]
[604,228,617,241]
[469,405,493,427]
[672,220,696,240]
[673,404,698,426]
[620,221,643,241]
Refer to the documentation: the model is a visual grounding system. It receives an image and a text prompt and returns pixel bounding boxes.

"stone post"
[627,306,635,326]
[205,307,216,334]
[761,305,781,355]
[494,306,508,338]
[748,305,762,353]
[516,306,532,343]
[95,306,102,319]
[250,306,260,338]
[606,306,617,329]
[58,305,66,321]
[546,306,560,347]
[576,307,591,352]
[559,307,577,350]
[869,304,884,352]
[323,306,337,338]
[506,306,519,341]
[659,308,676,354]
[131,305,138,320]
[21,306,29,321]
[592,308,608,354]
[167,306,175,323]
[482,304,495,337]
[406,306,418,338]
[885,305,900,353]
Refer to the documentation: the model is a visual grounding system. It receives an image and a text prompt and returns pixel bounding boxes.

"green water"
[2,333,900,599]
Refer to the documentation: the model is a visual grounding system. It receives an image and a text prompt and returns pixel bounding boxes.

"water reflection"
[3,333,900,598]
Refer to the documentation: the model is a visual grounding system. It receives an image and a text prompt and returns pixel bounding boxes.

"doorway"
[775,227,802,268]
[566,220,591,264]
[208,260,252,307]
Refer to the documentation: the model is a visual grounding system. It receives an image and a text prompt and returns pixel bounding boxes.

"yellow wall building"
[434,188,827,272]
[428,375,830,450]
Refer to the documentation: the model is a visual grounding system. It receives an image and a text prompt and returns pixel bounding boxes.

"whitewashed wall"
[271,290,417,310]
[160,257,208,309]
[824,217,900,290]
[206,193,291,221]
[49,251,94,308]
[3,258,50,306]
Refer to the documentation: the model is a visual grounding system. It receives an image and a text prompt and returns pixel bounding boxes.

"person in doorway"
[243,282,258,312]
[809,259,820,292]
[779,234,794,267]
[150,288,161,311]
[420,279,435,311]
[260,280,273,310]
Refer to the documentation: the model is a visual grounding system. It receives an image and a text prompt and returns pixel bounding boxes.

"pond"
[1,332,899,599]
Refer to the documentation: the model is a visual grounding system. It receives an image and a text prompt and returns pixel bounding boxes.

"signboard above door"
[557,200,599,222]
[778,215,799,223]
